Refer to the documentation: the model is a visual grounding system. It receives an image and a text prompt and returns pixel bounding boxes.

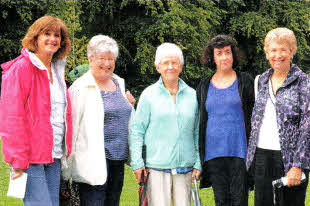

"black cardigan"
[196,71,255,189]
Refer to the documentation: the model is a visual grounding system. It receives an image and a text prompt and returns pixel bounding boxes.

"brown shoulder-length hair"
[201,34,240,70]
[22,16,71,60]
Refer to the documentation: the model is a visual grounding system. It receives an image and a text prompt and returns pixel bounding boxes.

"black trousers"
[104,159,125,206]
[206,157,248,206]
[254,148,309,206]
[78,159,125,206]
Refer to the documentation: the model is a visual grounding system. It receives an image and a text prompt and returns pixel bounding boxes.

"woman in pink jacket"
[0,16,72,206]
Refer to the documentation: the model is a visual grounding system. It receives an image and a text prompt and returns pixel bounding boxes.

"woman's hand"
[126,91,136,106]
[134,167,148,183]
[286,167,302,187]
[11,168,25,180]
[192,169,201,182]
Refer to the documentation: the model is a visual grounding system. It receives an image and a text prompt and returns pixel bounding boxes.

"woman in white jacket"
[63,35,135,206]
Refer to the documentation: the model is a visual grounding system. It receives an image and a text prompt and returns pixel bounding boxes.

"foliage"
[0,0,309,96]
[0,0,46,61]
[134,1,223,87]
[228,0,310,76]
[229,12,276,74]
[45,0,89,79]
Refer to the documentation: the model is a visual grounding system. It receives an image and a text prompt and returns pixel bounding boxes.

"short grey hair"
[154,43,184,66]
[87,35,119,59]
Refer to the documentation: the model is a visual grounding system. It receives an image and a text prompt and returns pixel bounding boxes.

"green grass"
[0,142,21,206]
[1,140,310,206]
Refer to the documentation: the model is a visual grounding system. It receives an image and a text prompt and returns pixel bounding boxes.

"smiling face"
[156,56,183,82]
[89,52,116,82]
[35,29,61,56]
[266,41,292,72]
[213,46,233,72]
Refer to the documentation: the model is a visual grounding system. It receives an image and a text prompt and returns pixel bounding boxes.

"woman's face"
[89,52,116,82]
[156,56,183,83]
[35,29,61,56]
[266,41,292,72]
[213,46,234,72]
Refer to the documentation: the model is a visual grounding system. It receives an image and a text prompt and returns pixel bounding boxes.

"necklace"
[102,86,115,93]
[166,87,178,96]
[270,74,287,95]
[169,91,177,96]
[99,78,116,92]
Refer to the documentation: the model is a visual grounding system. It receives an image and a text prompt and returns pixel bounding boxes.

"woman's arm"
[0,61,32,170]
[193,106,202,171]
[293,77,310,169]
[126,91,136,106]
[287,77,310,186]
[129,90,150,171]
[192,105,202,180]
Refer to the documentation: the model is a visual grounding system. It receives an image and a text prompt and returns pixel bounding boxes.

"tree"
[134,1,223,87]
[0,0,46,61]
[1,0,309,96]
[45,0,88,81]
[227,0,310,76]
[77,0,224,91]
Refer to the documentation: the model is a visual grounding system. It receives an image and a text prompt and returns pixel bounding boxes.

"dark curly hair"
[201,35,240,70]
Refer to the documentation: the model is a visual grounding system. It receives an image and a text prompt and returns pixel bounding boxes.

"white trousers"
[147,169,192,206]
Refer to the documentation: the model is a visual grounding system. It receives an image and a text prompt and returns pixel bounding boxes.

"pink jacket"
[0,48,72,170]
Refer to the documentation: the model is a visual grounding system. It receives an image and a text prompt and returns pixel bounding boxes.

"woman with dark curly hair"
[0,16,72,206]
[196,35,254,206]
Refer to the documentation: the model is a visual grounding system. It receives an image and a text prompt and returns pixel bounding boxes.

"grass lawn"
[0,140,310,205]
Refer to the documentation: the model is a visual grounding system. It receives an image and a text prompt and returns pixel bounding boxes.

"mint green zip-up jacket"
[129,78,201,171]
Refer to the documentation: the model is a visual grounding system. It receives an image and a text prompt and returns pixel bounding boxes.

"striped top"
[101,78,132,160]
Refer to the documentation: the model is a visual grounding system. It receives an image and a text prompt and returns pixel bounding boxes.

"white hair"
[87,35,119,59]
[154,43,184,66]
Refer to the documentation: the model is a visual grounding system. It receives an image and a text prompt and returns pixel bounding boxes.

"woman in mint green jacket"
[129,42,201,206]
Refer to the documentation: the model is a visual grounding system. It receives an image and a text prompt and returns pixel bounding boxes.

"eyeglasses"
[93,56,115,66]
[95,57,114,62]
[159,61,179,68]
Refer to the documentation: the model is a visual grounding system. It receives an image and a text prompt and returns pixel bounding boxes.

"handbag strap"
[254,75,260,100]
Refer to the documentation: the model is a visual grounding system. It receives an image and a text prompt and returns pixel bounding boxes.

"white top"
[27,50,66,158]
[257,79,281,150]
[50,64,66,158]
[50,64,66,122]
[62,71,134,185]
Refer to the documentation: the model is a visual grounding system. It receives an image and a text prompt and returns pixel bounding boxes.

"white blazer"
[62,71,132,185]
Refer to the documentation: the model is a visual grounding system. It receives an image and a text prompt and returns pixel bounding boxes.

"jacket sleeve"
[193,106,202,171]
[0,62,32,170]
[243,72,255,142]
[196,81,202,107]
[62,84,83,180]
[129,90,150,171]
[292,78,310,169]
[245,73,255,108]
